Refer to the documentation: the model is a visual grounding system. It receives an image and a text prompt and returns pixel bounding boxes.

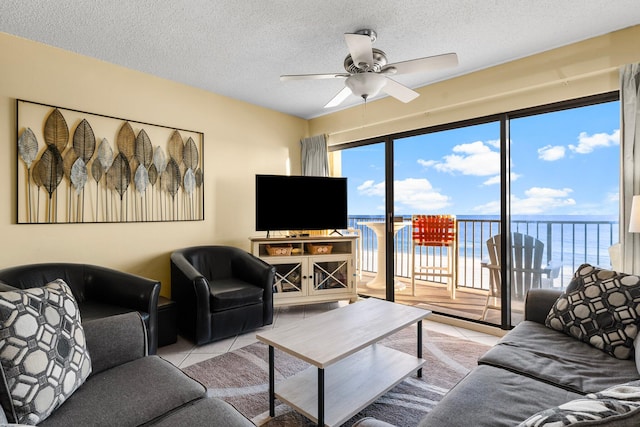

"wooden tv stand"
[250,235,358,306]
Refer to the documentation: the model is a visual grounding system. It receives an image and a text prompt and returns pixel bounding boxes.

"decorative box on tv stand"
[266,245,293,256]
[306,243,333,255]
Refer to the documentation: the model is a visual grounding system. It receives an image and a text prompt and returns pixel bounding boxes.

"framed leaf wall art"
[17,100,204,224]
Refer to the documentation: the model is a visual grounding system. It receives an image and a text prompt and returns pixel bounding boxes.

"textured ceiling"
[1,1,640,119]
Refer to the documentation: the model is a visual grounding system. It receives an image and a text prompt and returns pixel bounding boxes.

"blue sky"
[342,101,620,217]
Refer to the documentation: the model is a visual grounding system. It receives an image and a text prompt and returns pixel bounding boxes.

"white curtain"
[620,64,640,274]
[301,134,329,177]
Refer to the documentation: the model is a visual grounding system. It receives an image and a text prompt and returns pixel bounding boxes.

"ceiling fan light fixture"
[345,73,387,100]
[281,29,458,108]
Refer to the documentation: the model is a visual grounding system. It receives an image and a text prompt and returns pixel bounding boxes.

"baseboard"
[428,313,507,337]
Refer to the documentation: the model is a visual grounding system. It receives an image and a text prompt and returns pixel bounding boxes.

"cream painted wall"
[0,33,308,296]
[2,25,639,296]
[310,25,640,146]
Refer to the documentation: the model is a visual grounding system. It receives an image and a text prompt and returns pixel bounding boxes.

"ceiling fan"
[280,29,458,109]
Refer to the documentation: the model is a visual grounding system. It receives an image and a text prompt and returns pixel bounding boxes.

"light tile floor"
[157,300,501,369]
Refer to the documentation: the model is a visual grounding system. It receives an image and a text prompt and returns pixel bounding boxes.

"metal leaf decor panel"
[16,100,205,223]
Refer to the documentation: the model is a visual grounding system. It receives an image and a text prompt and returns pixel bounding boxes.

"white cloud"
[454,141,489,154]
[394,178,450,212]
[483,175,501,186]
[472,200,501,215]
[473,187,575,215]
[524,187,572,198]
[431,140,501,176]
[417,159,437,168]
[483,173,521,186]
[538,145,566,161]
[565,191,619,216]
[357,180,384,197]
[358,178,450,213]
[569,129,620,154]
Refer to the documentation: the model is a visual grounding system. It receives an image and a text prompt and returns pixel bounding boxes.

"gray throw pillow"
[545,263,640,359]
[0,279,92,425]
[635,333,640,376]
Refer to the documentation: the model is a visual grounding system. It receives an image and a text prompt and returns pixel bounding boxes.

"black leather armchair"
[0,263,161,354]
[170,245,276,345]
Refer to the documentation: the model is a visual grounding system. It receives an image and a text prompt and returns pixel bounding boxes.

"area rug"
[182,327,491,426]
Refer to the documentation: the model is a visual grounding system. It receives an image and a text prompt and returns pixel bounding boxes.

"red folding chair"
[411,215,458,298]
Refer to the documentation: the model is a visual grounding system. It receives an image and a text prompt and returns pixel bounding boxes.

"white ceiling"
[2,1,640,119]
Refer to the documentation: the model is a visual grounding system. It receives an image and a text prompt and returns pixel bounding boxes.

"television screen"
[255,174,348,232]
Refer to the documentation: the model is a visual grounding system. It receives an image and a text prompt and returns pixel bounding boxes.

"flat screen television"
[255,174,348,233]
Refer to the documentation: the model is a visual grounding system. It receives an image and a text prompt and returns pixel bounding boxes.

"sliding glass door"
[392,121,501,321]
[341,141,388,300]
[506,100,620,325]
[333,93,620,329]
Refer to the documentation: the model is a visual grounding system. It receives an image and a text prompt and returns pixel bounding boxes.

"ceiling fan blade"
[385,53,458,75]
[324,86,352,108]
[280,73,349,81]
[382,78,420,103]
[344,33,374,69]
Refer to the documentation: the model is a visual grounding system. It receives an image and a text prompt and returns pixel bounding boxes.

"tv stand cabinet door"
[309,255,353,296]
[271,257,307,298]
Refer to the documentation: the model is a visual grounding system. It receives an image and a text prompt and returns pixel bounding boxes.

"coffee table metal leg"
[417,320,423,378]
[269,345,275,417]
[318,368,324,426]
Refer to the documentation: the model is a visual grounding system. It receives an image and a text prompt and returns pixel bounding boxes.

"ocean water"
[349,214,619,284]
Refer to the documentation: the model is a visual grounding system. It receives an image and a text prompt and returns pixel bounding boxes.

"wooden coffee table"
[256,298,431,426]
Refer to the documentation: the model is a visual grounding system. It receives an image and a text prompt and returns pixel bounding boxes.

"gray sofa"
[420,287,640,426]
[0,312,254,426]
[359,286,640,426]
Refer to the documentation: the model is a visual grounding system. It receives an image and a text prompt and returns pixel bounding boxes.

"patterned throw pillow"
[0,279,92,425]
[545,263,640,359]
[636,333,640,376]
[518,381,640,426]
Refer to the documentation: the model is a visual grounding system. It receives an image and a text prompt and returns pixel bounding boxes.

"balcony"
[349,215,619,324]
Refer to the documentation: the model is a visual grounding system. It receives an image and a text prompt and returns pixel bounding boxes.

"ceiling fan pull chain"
[363,98,367,122]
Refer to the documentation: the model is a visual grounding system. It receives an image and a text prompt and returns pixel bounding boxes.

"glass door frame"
[383,115,505,312]
[330,91,619,330]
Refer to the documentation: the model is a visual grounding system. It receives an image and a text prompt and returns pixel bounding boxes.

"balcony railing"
[349,215,619,291]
